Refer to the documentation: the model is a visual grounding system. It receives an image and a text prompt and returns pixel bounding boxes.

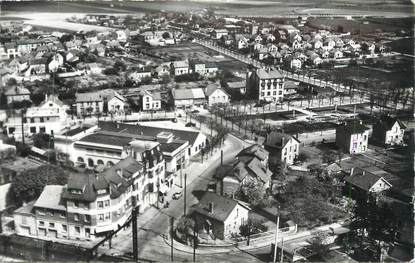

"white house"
[128,67,152,83]
[264,131,300,165]
[336,120,370,154]
[290,58,302,69]
[205,84,230,106]
[172,60,189,76]
[140,90,162,111]
[74,89,126,116]
[372,116,406,146]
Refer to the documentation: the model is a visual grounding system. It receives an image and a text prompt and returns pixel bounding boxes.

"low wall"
[0,234,93,261]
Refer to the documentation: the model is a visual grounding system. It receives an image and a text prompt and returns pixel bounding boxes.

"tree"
[33,133,54,149]
[235,181,267,207]
[309,232,330,257]
[11,165,68,204]
[162,32,170,39]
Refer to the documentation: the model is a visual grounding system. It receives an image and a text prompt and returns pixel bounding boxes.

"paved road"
[101,135,263,262]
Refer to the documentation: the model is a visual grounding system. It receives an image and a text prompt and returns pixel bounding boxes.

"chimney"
[45,94,48,101]
[350,167,354,176]
[208,202,214,213]
[281,136,285,146]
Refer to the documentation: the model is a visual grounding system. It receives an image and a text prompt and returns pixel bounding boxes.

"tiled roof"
[375,116,406,131]
[345,167,392,191]
[34,185,66,211]
[265,132,297,149]
[205,83,228,97]
[75,89,125,103]
[237,144,269,162]
[173,88,206,100]
[337,120,369,135]
[191,192,241,223]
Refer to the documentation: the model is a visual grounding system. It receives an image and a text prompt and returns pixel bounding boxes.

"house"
[372,116,406,146]
[5,94,73,140]
[215,156,272,197]
[24,57,47,76]
[46,53,64,73]
[155,62,171,77]
[225,80,247,96]
[191,192,250,240]
[264,131,300,165]
[171,60,189,76]
[212,29,228,40]
[246,68,285,102]
[310,54,323,65]
[257,47,268,61]
[235,35,249,50]
[336,120,370,154]
[4,86,31,104]
[267,43,278,53]
[277,25,300,35]
[128,67,153,83]
[331,49,343,59]
[189,61,218,76]
[345,167,392,195]
[236,144,269,167]
[74,89,126,116]
[13,156,161,241]
[205,83,230,106]
[312,40,323,50]
[290,58,302,69]
[139,90,162,111]
[172,88,206,108]
[292,40,302,49]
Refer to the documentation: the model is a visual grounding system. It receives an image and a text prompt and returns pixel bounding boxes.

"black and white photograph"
[0,0,413,261]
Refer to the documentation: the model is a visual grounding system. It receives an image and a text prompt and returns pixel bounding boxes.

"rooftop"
[34,185,66,211]
[256,68,284,79]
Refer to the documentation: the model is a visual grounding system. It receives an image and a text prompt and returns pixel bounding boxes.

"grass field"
[2,0,413,17]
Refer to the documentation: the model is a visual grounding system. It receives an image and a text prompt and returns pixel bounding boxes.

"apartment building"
[246,68,285,102]
[139,90,162,111]
[13,156,162,241]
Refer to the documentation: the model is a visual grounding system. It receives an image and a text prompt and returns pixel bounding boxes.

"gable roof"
[375,115,406,131]
[205,83,229,97]
[191,192,248,223]
[236,144,269,162]
[75,89,125,103]
[345,167,392,192]
[256,68,284,79]
[172,88,205,100]
[265,132,298,149]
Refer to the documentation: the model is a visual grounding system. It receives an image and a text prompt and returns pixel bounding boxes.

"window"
[62,224,67,232]
[30,127,36,133]
[30,118,34,123]
[267,91,270,96]
[273,91,276,95]
[40,117,44,123]
[21,216,27,225]
[97,201,103,209]
[49,222,55,228]
[47,210,54,216]
[85,228,90,238]
[74,201,79,208]
[74,214,79,221]
[105,212,110,221]
[8,127,15,134]
[85,215,91,223]
[75,226,80,234]
[39,221,45,226]
[260,92,264,97]
[39,127,46,133]
[98,214,104,221]
[104,200,110,207]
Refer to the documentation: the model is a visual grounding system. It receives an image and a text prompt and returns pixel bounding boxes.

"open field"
[2,0,413,17]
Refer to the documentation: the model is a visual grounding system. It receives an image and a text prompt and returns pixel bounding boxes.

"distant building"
[4,86,31,104]
[128,67,153,83]
[211,29,228,40]
[139,90,162,111]
[205,83,230,106]
[264,131,300,165]
[345,167,392,195]
[246,68,285,102]
[5,95,73,141]
[74,89,126,117]
[171,60,189,76]
[336,120,369,154]
[172,88,206,108]
[191,192,250,240]
[372,116,406,146]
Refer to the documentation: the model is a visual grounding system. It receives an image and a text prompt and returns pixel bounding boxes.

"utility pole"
[21,108,25,145]
[280,237,284,262]
[170,217,174,261]
[132,206,139,261]
[220,150,223,166]
[184,173,187,216]
[273,214,280,263]
[193,222,197,262]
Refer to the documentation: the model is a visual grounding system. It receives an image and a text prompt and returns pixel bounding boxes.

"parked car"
[172,191,182,200]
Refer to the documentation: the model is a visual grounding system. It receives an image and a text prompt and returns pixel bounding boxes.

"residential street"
[101,134,261,262]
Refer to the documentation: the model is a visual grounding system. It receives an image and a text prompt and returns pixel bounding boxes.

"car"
[172,192,182,200]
